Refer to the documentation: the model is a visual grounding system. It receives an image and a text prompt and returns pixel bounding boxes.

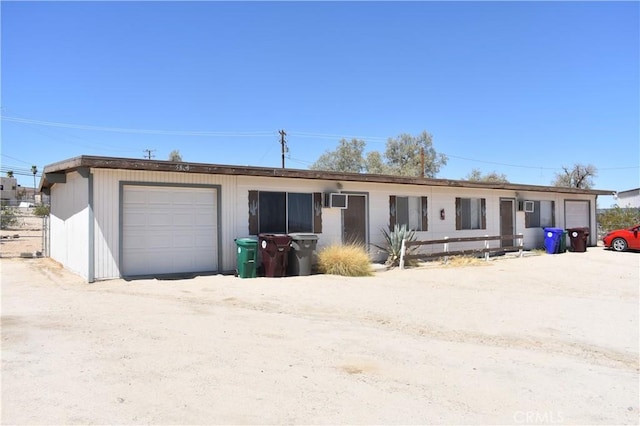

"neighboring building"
[0,176,18,205]
[40,155,614,282]
[616,188,640,208]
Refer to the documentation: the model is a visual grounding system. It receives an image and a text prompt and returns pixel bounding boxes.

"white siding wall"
[56,168,602,281]
[91,169,237,280]
[50,171,89,278]
[514,192,598,248]
[235,178,520,260]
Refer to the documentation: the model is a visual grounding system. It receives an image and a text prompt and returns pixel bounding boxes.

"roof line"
[40,155,615,196]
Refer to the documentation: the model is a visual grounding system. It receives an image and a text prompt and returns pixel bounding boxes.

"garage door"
[122,185,218,276]
[565,200,590,229]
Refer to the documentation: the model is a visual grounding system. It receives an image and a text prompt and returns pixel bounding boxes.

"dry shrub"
[317,244,373,277]
[439,255,487,267]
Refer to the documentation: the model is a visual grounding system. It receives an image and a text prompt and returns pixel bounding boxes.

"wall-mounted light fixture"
[440,208,445,220]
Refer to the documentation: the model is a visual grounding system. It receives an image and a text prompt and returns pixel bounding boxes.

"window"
[389,196,427,231]
[249,191,322,234]
[288,193,313,232]
[455,197,486,230]
[525,200,555,228]
[258,192,287,233]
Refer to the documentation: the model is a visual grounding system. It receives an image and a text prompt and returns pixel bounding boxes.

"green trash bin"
[559,230,568,253]
[235,238,258,278]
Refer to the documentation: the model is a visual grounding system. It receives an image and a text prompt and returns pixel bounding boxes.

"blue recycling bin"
[543,228,565,254]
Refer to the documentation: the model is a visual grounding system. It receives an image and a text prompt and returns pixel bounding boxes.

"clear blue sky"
[2,1,638,207]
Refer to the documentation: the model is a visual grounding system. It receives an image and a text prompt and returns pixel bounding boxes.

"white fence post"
[518,234,524,257]
[484,235,490,261]
[443,236,449,264]
[399,238,406,270]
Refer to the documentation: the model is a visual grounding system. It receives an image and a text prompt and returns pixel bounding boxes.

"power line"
[0,153,33,165]
[3,115,637,172]
[1,115,277,137]
[287,130,388,142]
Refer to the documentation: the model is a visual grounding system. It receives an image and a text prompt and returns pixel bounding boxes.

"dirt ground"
[1,247,639,425]
[0,212,46,258]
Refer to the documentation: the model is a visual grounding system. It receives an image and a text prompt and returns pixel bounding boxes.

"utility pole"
[143,149,155,160]
[420,148,425,178]
[31,165,38,203]
[279,130,287,169]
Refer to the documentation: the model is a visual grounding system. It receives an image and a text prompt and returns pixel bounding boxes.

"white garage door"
[565,200,590,229]
[122,185,218,276]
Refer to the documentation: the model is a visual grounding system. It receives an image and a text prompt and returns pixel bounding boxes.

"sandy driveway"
[2,249,638,425]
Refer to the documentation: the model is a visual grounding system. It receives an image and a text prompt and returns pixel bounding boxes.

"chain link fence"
[0,207,48,258]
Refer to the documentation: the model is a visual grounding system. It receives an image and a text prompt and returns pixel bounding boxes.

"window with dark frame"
[389,195,428,231]
[525,200,555,228]
[249,191,321,235]
[455,197,486,230]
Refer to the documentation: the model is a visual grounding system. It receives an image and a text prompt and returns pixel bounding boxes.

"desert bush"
[1,207,19,230]
[598,206,640,233]
[372,224,417,267]
[317,243,373,277]
[33,204,50,217]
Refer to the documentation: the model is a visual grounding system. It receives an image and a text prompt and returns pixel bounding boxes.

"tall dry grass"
[317,244,373,277]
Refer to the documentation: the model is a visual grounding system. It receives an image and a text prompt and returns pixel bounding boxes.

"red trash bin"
[258,234,292,277]
[567,227,589,252]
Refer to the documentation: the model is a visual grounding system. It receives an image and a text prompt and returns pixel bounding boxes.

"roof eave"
[39,155,615,196]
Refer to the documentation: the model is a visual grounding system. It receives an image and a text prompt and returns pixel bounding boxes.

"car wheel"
[611,238,628,252]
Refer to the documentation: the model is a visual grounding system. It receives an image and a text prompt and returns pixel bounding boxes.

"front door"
[342,194,367,246]
[500,199,515,248]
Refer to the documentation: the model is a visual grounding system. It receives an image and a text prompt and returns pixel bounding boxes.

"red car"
[602,225,640,252]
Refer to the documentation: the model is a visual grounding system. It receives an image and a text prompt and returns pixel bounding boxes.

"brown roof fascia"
[40,155,614,196]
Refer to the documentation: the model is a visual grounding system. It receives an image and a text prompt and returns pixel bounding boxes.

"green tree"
[310,138,366,173]
[168,150,183,162]
[310,131,447,177]
[6,170,13,178]
[364,151,388,175]
[597,206,640,233]
[383,131,447,178]
[464,168,509,183]
[33,204,50,217]
[552,163,597,189]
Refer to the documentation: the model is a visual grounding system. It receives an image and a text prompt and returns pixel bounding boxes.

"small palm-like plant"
[373,224,417,268]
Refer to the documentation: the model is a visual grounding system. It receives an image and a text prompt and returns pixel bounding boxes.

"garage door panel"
[122,185,218,276]
[195,214,217,227]
[565,200,589,229]
[195,233,215,248]
[148,213,173,226]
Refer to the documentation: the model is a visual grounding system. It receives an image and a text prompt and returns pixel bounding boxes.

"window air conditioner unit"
[518,200,535,212]
[325,193,348,209]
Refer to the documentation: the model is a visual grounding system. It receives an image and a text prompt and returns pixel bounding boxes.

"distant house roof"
[40,155,614,196]
[617,188,640,196]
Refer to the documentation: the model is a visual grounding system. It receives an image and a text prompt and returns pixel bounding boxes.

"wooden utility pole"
[279,130,287,168]
[31,165,38,203]
[420,148,425,178]
[143,149,155,160]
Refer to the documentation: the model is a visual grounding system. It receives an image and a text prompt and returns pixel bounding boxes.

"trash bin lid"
[235,238,258,246]
[288,233,318,241]
[258,233,292,247]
